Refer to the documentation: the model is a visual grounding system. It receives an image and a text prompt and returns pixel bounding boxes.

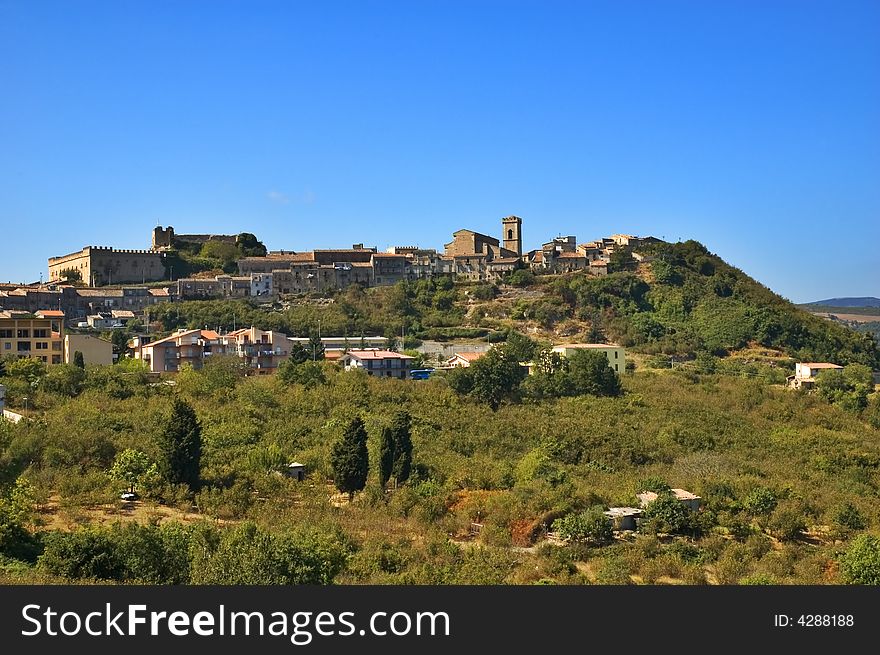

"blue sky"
[1,0,877,303]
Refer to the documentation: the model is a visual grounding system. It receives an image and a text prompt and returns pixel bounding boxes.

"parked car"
[120,491,139,501]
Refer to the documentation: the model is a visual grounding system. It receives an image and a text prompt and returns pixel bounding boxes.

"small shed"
[285,462,305,481]
[604,507,643,531]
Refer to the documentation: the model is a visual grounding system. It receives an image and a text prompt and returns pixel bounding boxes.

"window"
[615,364,619,372]
[36,342,48,350]
[17,329,30,338]
[17,342,31,351]
[0,329,12,338]
[614,351,618,359]
[33,329,48,338]
[3,343,9,350]
[41,356,48,363]
[52,342,61,351]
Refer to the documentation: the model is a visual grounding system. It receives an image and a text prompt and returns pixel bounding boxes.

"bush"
[839,534,880,585]
[552,506,613,545]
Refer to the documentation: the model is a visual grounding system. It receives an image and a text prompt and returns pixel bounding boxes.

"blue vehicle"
[410,368,435,380]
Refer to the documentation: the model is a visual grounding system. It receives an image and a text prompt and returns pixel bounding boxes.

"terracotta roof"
[142,329,201,348]
[149,288,171,296]
[35,310,65,317]
[554,343,621,349]
[800,363,843,369]
[489,257,520,265]
[344,349,414,360]
[557,252,586,259]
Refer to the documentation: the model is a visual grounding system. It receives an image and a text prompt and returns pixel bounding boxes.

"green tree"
[390,410,413,486]
[567,349,622,396]
[110,329,130,360]
[608,246,635,272]
[288,341,310,365]
[73,351,85,369]
[507,269,536,287]
[331,417,369,500]
[377,426,395,488]
[504,331,538,363]
[0,477,37,560]
[468,346,527,411]
[5,357,46,385]
[40,364,85,396]
[641,493,696,536]
[236,232,268,257]
[110,449,158,494]
[277,360,327,388]
[308,333,325,361]
[58,267,82,282]
[839,533,880,585]
[157,397,202,490]
[552,506,613,544]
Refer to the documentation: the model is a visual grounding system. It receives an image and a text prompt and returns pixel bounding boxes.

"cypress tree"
[331,416,369,500]
[73,351,85,369]
[158,396,202,490]
[378,425,395,489]
[390,411,412,487]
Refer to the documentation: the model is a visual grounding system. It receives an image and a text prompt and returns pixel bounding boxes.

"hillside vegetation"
[1,358,879,585]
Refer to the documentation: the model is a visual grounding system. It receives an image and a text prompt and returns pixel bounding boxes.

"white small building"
[604,507,643,531]
[788,362,843,389]
[340,349,414,379]
[251,273,274,298]
[285,462,305,481]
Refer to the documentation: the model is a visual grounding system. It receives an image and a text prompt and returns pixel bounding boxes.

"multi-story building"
[339,349,414,379]
[0,310,65,365]
[134,329,223,373]
[223,327,289,374]
[48,246,166,286]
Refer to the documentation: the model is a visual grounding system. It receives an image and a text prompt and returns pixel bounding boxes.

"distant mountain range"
[805,297,880,308]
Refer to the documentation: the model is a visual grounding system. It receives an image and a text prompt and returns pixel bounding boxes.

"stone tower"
[501,215,522,256]
[152,225,174,250]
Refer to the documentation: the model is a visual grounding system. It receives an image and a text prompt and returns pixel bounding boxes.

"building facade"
[0,310,65,364]
[64,333,114,366]
[339,349,414,379]
[49,247,166,286]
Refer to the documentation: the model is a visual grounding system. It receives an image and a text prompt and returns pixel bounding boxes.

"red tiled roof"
[450,352,484,362]
[36,310,65,317]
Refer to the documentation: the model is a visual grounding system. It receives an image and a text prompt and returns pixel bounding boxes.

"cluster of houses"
[33,220,661,305]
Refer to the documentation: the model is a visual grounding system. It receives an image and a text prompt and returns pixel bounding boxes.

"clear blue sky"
[1,0,878,303]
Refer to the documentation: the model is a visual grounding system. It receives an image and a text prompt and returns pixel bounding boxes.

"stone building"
[48,246,166,286]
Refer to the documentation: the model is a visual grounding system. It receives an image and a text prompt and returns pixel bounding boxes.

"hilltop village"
[0,217,657,373]
[33,216,661,300]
